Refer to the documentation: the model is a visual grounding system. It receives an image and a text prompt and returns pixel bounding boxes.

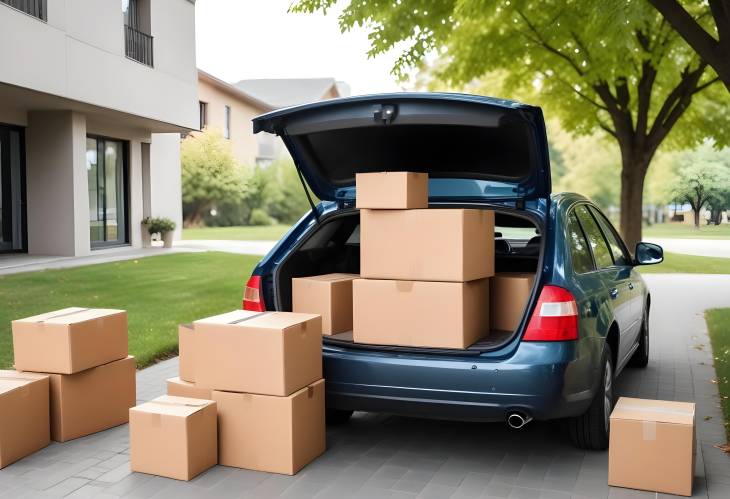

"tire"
[628,306,649,368]
[326,408,353,425]
[568,344,614,450]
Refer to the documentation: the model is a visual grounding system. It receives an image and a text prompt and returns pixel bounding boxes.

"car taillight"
[522,285,578,341]
[242,275,266,311]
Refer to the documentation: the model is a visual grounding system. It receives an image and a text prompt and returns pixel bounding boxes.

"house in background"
[0,0,197,257]
[195,72,349,166]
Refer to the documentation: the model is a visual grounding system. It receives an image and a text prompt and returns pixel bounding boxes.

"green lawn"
[0,252,259,370]
[643,223,730,239]
[182,224,292,241]
[706,308,730,440]
[638,252,730,274]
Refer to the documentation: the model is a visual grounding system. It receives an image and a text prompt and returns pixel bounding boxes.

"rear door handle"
[609,288,619,299]
[628,282,634,290]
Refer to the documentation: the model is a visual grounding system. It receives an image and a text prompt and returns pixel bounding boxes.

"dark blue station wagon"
[242,93,663,450]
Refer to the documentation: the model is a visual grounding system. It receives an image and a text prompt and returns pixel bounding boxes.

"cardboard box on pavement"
[353,278,490,349]
[194,310,322,396]
[608,397,696,496]
[0,371,50,469]
[360,208,495,282]
[43,356,136,442]
[355,171,428,209]
[490,273,536,332]
[130,395,217,481]
[178,324,195,382]
[213,379,325,475]
[12,307,128,374]
[292,274,358,335]
[166,377,212,400]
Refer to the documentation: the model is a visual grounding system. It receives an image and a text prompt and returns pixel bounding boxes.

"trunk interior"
[273,207,542,354]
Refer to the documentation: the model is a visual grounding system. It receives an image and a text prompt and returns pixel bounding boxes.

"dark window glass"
[575,205,614,269]
[590,207,631,266]
[199,101,208,130]
[224,105,231,139]
[567,212,594,274]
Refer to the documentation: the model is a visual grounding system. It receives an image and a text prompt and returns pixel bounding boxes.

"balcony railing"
[124,24,153,67]
[0,0,47,21]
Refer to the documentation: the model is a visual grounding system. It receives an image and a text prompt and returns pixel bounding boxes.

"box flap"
[246,312,320,331]
[193,310,263,326]
[610,397,695,425]
[0,370,48,395]
[14,307,124,325]
[295,273,359,283]
[133,395,214,418]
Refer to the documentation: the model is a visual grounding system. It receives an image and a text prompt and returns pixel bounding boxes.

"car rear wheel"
[628,306,649,368]
[326,408,353,425]
[568,344,614,450]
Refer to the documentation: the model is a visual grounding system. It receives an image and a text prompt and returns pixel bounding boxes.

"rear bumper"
[323,340,598,422]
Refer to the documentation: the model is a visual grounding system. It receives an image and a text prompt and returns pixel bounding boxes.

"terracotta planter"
[162,231,174,248]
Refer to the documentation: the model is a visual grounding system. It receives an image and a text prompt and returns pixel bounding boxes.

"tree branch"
[515,9,585,76]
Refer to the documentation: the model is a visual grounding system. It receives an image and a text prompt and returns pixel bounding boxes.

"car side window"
[567,212,594,274]
[589,207,631,266]
[575,206,614,269]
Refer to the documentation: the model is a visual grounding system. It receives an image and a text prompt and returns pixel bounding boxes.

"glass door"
[0,124,26,253]
[86,136,128,248]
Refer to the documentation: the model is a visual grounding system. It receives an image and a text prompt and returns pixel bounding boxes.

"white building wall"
[150,134,183,240]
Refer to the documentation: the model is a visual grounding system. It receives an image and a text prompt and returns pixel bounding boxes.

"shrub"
[147,217,176,235]
[248,208,275,226]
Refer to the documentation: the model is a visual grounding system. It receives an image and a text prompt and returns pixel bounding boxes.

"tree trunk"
[619,163,647,252]
[693,209,701,228]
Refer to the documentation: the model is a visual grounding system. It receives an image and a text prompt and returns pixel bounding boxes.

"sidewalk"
[646,238,730,259]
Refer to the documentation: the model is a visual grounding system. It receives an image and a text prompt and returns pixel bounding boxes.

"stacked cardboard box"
[0,371,50,469]
[353,172,495,349]
[11,308,135,442]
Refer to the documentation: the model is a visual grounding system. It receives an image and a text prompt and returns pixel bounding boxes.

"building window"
[224,105,231,139]
[0,0,47,21]
[87,136,129,248]
[199,102,208,130]
[123,0,153,67]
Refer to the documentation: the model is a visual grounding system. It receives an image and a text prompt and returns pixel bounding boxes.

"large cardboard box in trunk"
[360,209,495,282]
[356,171,428,209]
[194,311,322,396]
[43,356,136,442]
[213,379,325,475]
[490,273,536,331]
[130,395,217,481]
[353,278,490,349]
[166,377,212,400]
[177,324,195,382]
[12,307,128,374]
[0,371,50,469]
[608,397,696,496]
[292,273,358,335]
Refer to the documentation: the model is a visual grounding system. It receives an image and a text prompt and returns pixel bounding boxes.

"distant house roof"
[233,78,349,109]
[198,70,274,112]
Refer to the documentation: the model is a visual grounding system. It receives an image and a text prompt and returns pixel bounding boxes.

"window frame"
[199,101,208,130]
[588,205,633,266]
[566,209,597,275]
[223,105,231,139]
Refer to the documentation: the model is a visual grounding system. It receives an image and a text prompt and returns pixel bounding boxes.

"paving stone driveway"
[1,274,729,498]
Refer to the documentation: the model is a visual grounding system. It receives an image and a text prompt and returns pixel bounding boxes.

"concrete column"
[128,139,143,249]
[150,133,183,240]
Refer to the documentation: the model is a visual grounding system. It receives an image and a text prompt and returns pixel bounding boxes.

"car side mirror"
[634,242,663,265]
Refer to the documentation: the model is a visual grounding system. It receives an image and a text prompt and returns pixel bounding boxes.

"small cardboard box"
[213,379,325,475]
[360,209,495,282]
[166,377,212,400]
[44,356,136,442]
[356,171,428,209]
[608,397,696,496]
[490,273,536,331]
[292,274,358,335]
[0,371,50,469]
[194,311,322,396]
[130,395,217,481]
[178,324,195,382]
[353,278,489,349]
[12,307,128,374]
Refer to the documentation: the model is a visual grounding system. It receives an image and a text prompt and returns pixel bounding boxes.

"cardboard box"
[166,377,212,400]
[0,371,50,469]
[292,274,358,335]
[130,395,217,481]
[213,379,325,475]
[194,311,322,396]
[12,307,128,374]
[43,356,136,442]
[353,278,489,349]
[608,397,696,496]
[178,324,195,382]
[355,171,428,209]
[490,273,536,331]
[360,209,495,282]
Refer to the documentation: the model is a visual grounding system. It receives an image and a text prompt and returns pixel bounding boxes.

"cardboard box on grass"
[194,310,322,396]
[213,379,325,475]
[355,171,428,209]
[608,397,696,496]
[353,278,490,349]
[292,273,358,335]
[166,377,212,400]
[12,307,127,374]
[360,208,495,282]
[130,395,217,481]
[490,273,536,332]
[178,324,195,382]
[0,371,50,469]
[41,356,136,442]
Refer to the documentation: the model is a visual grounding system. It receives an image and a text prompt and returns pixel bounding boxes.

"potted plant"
[147,217,176,248]
[140,217,152,248]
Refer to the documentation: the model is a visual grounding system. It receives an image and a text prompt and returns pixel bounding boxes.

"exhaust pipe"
[506,411,533,429]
